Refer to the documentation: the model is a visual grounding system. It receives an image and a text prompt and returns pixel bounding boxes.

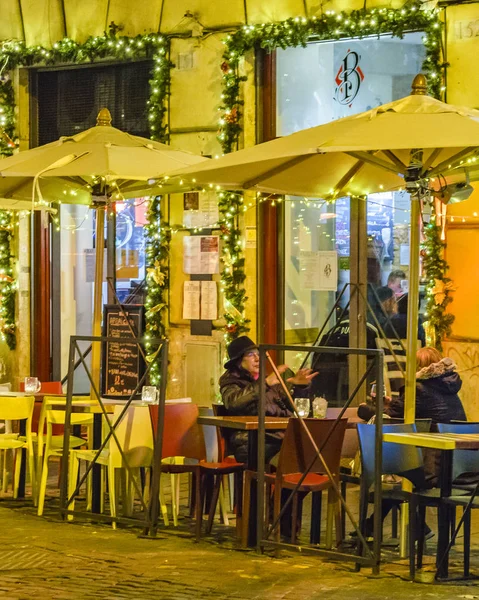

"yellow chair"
[35,395,95,485]
[0,396,35,501]
[37,408,94,516]
[68,405,154,529]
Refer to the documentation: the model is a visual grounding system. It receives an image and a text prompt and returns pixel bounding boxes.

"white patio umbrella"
[0,108,209,388]
[168,74,479,419]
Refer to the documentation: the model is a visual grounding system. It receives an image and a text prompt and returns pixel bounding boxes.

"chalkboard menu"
[102,305,145,399]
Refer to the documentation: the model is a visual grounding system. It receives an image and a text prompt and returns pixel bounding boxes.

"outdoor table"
[197,415,290,545]
[382,431,479,579]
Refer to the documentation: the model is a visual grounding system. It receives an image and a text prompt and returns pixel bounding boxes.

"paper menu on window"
[200,281,217,320]
[183,235,220,274]
[299,250,338,291]
[182,281,200,320]
[182,280,217,320]
[183,192,220,228]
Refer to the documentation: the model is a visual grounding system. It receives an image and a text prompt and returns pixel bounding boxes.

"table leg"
[436,450,453,579]
[247,431,258,547]
[91,413,102,513]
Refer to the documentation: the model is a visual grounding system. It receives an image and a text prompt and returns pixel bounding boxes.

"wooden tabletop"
[197,415,290,430]
[383,432,479,450]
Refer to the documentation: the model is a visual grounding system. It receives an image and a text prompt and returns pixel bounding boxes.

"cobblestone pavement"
[0,499,478,600]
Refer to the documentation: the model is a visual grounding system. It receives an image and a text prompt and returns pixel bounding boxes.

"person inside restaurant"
[387,269,407,297]
[219,336,317,464]
[383,293,426,346]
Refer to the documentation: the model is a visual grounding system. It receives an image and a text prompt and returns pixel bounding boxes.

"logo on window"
[334,50,364,107]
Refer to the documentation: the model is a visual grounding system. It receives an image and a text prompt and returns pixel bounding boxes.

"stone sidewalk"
[0,502,478,600]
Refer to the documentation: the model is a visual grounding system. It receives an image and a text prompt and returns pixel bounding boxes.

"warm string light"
[0,210,16,349]
[218,3,443,153]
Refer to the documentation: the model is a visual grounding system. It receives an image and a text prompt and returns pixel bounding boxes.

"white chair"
[68,405,154,528]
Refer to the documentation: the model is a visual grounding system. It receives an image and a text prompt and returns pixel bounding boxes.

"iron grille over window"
[37,61,152,145]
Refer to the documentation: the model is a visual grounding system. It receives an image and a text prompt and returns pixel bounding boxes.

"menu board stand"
[101,304,146,398]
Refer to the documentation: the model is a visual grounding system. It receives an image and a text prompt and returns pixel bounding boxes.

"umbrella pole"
[404,193,421,424]
[91,205,106,396]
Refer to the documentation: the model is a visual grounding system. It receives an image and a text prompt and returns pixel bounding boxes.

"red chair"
[242,418,347,547]
[149,403,244,539]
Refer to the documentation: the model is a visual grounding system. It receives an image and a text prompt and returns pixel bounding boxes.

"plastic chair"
[435,422,479,577]
[37,403,95,516]
[69,405,154,529]
[242,418,347,548]
[0,396,36,501]
[149,403,244,539]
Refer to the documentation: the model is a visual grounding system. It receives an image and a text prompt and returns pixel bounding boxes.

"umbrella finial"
[97,108,112,126]
[411,74,428,96]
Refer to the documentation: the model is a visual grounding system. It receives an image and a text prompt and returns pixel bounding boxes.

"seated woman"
[219,336,317,464]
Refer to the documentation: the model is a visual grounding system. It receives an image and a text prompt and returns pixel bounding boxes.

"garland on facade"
[421,219,455,351]
[0,211,15,350]
[218,192,250,342]
[144,196,170,384]
[218,3,443,154]
[0,28,173,352]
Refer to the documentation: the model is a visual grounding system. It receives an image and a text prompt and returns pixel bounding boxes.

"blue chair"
[436,422,479,577]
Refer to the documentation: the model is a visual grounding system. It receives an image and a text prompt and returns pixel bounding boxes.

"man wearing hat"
[219,336,317,464]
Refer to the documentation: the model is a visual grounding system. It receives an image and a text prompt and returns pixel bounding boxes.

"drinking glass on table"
[295,397,310,418]
[24,377,41,393]
[141,386,159,404]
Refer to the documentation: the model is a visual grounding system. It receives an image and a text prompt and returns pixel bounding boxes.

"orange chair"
[149,403,244,539]
[242,418,347,548]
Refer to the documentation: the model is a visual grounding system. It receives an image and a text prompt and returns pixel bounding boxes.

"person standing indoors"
[387,269,407,297]
[219,336,318,464]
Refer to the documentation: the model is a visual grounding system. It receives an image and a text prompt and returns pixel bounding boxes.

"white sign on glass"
[299,250,338,291]
[183,236,220,274]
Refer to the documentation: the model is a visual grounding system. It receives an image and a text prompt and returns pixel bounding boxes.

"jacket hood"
[416,357,462,395]
[416,357,456,380]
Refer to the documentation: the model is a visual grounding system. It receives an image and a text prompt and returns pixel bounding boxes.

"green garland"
[0,28,173,352]
[218,192,250,342]
[144,196,170,385]
[0,211,15,350]
[422,219,454,351]
[218,3,443,153]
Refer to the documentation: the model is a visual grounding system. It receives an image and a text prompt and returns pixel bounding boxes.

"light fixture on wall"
[432,170,474,205]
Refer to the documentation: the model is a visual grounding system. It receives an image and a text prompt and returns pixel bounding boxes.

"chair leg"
[37,454,50,516]
[234,471,243,538]
[273,484,282,552]
[195,470,204,542]
[241,472,252,548]
[206,474,222,534]
[340,481,347,540]
[325,488,335,550]
[416,504,426,569]
[159,473,169,526]
[218,479,230,526]
[170,473,178,527]
[463,507,471,578]
[310,491,322,545]
[291,491,299,545]
[408,499,417,581]
[67,455,80,521]
[13,449,22,499]
[107,463,117,529]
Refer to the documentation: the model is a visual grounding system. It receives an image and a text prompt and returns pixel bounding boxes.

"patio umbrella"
[168,74,479,420]
[0,108,209,388]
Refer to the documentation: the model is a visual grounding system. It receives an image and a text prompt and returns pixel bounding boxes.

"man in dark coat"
[219,336,317,463]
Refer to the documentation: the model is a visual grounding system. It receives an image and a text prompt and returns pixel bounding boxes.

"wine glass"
[295,398,310,418]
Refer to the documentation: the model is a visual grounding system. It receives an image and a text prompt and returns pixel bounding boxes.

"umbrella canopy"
[0,108,208,205]
[167,80,479,198]
[169,75,479,423]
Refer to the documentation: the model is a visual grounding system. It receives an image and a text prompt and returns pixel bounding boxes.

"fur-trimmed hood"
[416,357,456,380]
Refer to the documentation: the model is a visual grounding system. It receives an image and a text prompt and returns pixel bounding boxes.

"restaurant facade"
[0,0,478,415]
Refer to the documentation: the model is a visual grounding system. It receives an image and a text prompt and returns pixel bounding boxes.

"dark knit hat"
[224,336,258,369]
